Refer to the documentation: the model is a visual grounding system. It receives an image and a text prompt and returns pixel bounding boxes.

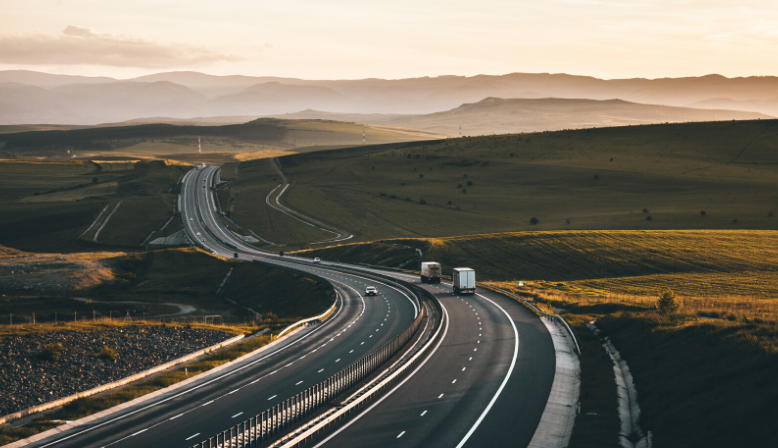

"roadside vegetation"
[0,331,273,445]
[246,119,778,247]
[1,245,332,325]
[302,229,778,446]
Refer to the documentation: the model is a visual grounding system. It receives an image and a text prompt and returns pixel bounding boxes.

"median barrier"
[189,274,441,448]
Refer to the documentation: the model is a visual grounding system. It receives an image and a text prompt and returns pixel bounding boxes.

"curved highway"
[185,166,557,448]
[24,167,419,448]
[24,164,556,448]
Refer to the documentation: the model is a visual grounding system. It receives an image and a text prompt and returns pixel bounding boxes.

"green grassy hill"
[254,119,778,247]
[0,159,187,252]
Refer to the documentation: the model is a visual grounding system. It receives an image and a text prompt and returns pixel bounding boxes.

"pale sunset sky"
[0,0,776,80]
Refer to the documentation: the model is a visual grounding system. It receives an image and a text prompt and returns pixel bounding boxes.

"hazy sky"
[1,0,777,80]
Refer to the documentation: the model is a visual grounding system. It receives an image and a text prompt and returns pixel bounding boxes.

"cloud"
[0,26,244,68]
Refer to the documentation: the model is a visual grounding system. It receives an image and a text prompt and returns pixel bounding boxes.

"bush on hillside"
[701,210,706,216]
[97,345,118,361]
[656,289,682,314]
[37,343,64,362]
[530,217,539,225]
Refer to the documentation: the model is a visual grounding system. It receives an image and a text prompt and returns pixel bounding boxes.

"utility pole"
[198,136,202,153]
[362,128,366,146]
[459,124,462,137]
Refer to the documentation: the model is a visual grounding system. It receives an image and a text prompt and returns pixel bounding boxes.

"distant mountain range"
[1,70,778,125]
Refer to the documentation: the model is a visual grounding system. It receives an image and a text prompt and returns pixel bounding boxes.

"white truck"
[420,262,442,283]
[452,267,476,294]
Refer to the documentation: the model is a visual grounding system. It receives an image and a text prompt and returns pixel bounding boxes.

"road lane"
[312,277,555,448]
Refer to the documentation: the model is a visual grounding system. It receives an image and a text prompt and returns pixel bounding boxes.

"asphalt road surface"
[27,165,555,448]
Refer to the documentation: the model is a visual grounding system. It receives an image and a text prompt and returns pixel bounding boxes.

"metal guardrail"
[276,299,338,339]
[477,283,581,354]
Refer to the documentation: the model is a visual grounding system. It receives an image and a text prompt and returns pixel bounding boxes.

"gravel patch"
[0,326,234,416]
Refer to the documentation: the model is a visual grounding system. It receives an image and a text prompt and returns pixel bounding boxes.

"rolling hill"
[6,70,778,125]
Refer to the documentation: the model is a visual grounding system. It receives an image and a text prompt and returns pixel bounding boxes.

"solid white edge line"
[313,303,450,448]
[454,293,519,448]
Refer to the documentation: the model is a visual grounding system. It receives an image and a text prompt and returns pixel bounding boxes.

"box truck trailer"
[420,262,442,283]
[452,268,476,294]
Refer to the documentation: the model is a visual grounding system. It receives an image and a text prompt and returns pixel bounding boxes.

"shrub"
[530,217,539,225]
[37,343,64,362]
[463,174,468,178]
[466,180,473,187]
[419,174,424,178]
[419,199,426,205]
[769,211,775,217]
[594,174,599,180]
[462,189,467,193]
[646,215,652,221]
[700,210,706,216]
[656,289,682,314]
[405,197,412,202]
[732,218,738,223]
[457,184,462,188]
[97,346,118,361]
[263,311,278,321]
[447,200,452,205]
[92,177,98,184]
[643,208,649,213]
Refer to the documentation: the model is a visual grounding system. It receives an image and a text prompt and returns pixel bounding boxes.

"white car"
[365,286,377,296]
[189,218,194,221]
[313,257,321,264]
[196,232,201,236]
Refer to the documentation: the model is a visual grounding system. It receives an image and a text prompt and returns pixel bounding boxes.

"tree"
[656,289,682,314]
[92,177,98,184]
[530,217,539,225]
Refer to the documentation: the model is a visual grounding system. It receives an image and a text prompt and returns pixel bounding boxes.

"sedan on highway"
[365,286,378,296]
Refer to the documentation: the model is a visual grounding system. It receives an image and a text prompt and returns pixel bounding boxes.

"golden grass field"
[301,229,778,321]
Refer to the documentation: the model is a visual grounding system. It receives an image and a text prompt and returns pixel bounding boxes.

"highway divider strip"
[188,278,440,448]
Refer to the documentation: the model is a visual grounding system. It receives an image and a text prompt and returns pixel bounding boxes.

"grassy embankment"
[0,158,189,252]
[0,329,272,445]
[247,120,778,248]
[0,246,333,444]
[299,230,778,447]
[1,245,333,323]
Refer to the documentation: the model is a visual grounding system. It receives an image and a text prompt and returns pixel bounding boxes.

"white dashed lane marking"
[185,433,200,441]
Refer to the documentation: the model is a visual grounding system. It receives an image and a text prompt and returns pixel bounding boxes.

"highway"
[25,164,556,448]
[24,167,419,448]
[181,166,556,448]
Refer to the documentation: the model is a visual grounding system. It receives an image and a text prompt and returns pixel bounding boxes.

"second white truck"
[420,262,442,283]
[452,267,476,294]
